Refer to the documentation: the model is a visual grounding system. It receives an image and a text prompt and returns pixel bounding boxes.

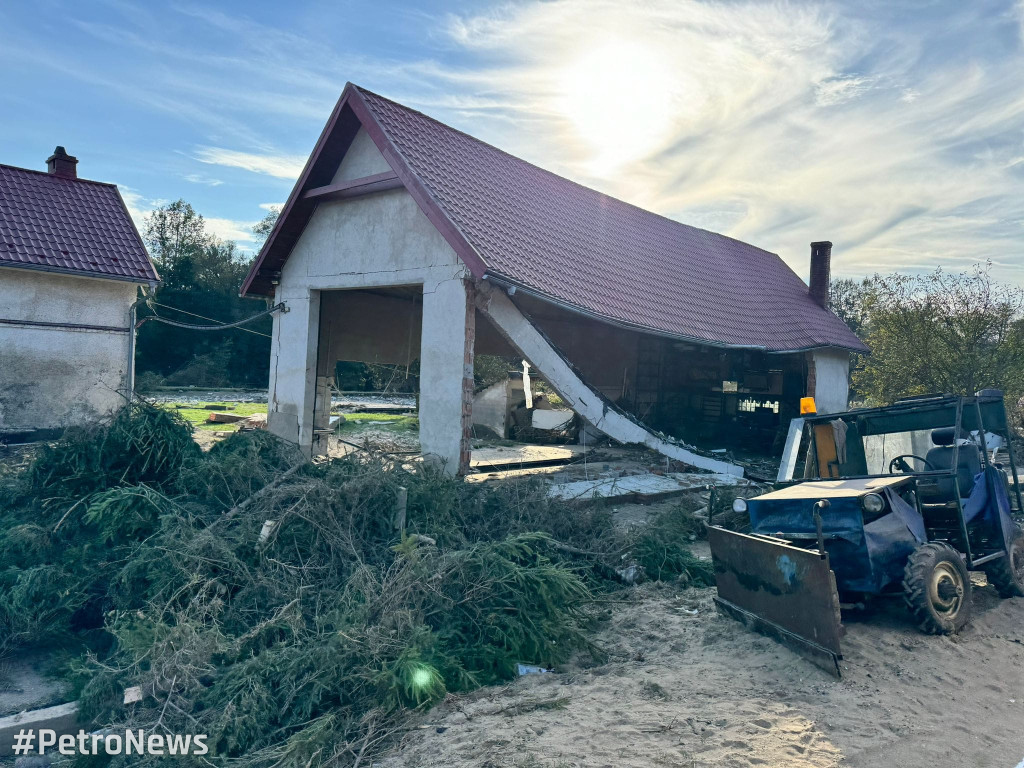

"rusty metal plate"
[708,526,844,676]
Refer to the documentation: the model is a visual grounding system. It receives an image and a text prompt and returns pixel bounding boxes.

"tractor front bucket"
[708,526,844,676]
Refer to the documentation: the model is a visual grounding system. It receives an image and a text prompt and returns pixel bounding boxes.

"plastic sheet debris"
[516,664,552,676]
[123,686,143,705]
[615,564,644,584]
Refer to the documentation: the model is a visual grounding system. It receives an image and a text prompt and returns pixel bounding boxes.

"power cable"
[148,301,273,338]
[136,301,285,332]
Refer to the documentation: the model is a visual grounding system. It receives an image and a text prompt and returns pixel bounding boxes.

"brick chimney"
[46,146,78,179]
[809,241,832,308]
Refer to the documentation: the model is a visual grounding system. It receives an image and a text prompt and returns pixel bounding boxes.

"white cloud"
[182,173,224,186]
[117,188,162,234]
[205,217,259,244]
[259,202,284,212]
[814,75,878,106]
[193,147,306,180]
[117,187,259,247]
[426,0,1024,282]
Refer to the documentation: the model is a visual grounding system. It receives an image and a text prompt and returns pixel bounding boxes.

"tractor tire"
[903,542,972,634]
[984,527,1024,598]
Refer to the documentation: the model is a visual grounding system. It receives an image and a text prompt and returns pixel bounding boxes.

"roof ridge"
[0,162,119,188]
[353,84,779,260]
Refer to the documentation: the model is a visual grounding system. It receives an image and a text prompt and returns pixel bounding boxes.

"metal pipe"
[813,500,829,556]
[0,317,129,333]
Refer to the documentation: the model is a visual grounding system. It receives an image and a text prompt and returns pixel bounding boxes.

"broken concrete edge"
[475,285,744,478]
[0,702,81,757]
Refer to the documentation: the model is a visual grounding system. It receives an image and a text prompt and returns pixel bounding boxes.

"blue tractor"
[708,390,1024,675]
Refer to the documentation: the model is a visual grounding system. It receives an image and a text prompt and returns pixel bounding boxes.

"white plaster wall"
[266,128,469,459]
[0,268,138,433]
[419,278,472,469]
[812,348,851,414]
[331,128,393,183]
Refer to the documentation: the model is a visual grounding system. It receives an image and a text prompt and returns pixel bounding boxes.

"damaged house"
[242,84,867,475]
[0,147,158,440]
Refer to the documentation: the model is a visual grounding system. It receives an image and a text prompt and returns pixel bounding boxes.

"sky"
[1,0,1023,285]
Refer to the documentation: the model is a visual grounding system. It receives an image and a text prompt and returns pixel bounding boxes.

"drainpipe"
[126,288,152,402]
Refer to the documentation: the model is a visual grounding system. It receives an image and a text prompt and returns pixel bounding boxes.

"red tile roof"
[0,163,158,284]
[244,84,867,354]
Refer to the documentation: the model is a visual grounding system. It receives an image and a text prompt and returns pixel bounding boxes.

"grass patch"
[159,401,267,432]
[338,413,419,433]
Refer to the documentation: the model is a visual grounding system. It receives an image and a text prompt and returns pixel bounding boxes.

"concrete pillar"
[267,289,321,456]
[808,348,851,414]
[419,278,475,474]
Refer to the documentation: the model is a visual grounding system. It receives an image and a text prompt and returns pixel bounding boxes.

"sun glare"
[557,39,678,173]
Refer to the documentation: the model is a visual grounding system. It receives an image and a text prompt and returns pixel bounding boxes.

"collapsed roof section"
[242,83,866,355]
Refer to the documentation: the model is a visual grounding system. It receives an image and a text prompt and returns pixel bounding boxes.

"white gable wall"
[331,127,392,183]
[267,128,472,467]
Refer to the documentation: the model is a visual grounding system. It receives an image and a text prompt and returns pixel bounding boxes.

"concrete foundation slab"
[548,472,743,503]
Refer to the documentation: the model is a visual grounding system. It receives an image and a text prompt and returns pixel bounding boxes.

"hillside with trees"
[134,201,278,389]
[831,264,1024,418]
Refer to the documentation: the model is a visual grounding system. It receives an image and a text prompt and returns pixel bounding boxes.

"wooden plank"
[302,171,402,201]
[207,412,246,423]
[470,444,583,470]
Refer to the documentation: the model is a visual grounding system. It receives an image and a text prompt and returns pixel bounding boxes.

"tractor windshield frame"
[776,392,1022,568]
[778,393,1023,512]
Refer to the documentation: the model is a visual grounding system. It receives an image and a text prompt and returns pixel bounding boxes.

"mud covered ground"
[382,572,1024,768]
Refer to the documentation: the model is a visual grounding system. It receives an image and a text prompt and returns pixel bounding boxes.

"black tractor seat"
[918,427,982,505]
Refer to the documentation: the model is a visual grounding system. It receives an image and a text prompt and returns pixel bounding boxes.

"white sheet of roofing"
[548,472,742,502]
[756,476,908,500]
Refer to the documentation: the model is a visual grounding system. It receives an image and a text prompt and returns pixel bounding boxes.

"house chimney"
[46,146,78,179]
[809,241,832,308]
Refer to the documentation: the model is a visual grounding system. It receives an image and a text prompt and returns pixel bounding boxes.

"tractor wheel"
[984,527,1024,598]
[903,542,972,634]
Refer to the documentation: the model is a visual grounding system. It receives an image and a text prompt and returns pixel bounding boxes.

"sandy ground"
[0,655,69,718]
[382,572,1024,768]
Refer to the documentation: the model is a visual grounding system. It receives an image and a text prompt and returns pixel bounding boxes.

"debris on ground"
[0,403,718,767]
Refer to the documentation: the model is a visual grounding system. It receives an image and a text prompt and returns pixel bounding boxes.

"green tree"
[853,265,1024,407]
[135,200,271,387]
[830,277,876,338]
[252,206,280,246]
[144,200,212,289]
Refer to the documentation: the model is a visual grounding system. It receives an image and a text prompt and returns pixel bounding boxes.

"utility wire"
[148,301,273,338]
[137,301,285,333]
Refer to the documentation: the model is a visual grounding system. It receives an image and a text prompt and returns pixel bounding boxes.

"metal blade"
[708,526,844,677]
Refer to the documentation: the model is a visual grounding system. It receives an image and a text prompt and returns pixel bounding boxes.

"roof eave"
[0,260,159,286]
[240,84,362,297]
[484,272,867,355]
[241,84,490,298]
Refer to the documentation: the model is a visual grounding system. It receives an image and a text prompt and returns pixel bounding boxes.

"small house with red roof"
[243,85,867,475]
[0,147,158,440]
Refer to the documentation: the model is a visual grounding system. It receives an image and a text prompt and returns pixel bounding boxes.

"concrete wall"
[332,127,392,183]
[809,348,851,414]
[266,125,472,466]
[0,267,138,435]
